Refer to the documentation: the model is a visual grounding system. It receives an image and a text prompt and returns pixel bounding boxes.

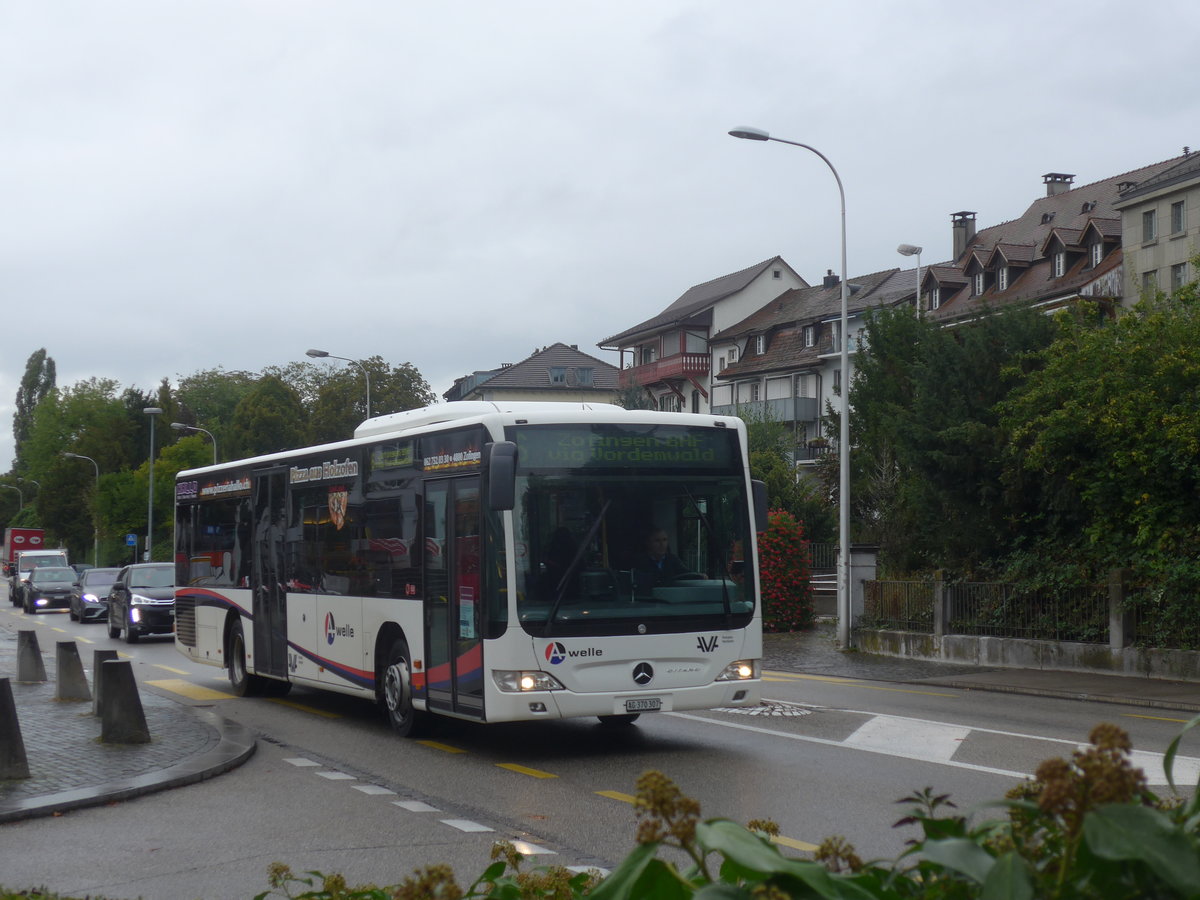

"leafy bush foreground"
[5,719,1200,900]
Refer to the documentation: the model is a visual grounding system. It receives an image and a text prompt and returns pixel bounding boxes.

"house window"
[1171,200,1186,234]
[974,272,985,295]
[930,286,941,310]
[795,374,817,398]
[1053,252,1066,278]
[1143,209,1157,242]
[1142,270,1158,293]
[575,367,594,386]
[801,324,814,347]
[728,346,738,363]
[548,367,566,385]
[772,268,782,279]
[832,368,841,393]
[1090,242,1104,267]
[639,345,657,365]
[754,334,765,355]
[717,355,726,372]
[831,322,841,350]
[750,382,760,402]
[1172,263,1188,291]
[997,266,1009,291]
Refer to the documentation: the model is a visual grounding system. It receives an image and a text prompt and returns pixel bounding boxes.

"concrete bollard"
[0,677,31,779]
[100,659,150,744]
[92,649,120,716]
[55,641,92,702]
[16,630,47,683]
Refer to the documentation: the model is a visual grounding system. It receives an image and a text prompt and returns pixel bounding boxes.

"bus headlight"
[715,659,759,681]
[492,670,565,692]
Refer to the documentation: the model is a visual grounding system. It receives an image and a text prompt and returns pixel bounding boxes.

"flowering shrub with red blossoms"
[757,508,814,632]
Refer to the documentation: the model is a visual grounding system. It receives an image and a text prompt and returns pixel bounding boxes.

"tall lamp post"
[63,452,100,566]
[897,244,923,317]
[729,125,854,649]
[306,348,372,419]
[0,483,22,511]
[171,422,218,465]
[144,407,162,561]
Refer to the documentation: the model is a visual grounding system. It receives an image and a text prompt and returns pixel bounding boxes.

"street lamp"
[306,348,372,418]
[171,422,218,465]
[729,125,854,649]
[144,407,162,561]
[63,452,100,566]
[0,483,22,511]
[897,244,923,317]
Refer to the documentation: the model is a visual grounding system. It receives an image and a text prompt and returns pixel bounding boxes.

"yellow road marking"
[153,664,190,675]
[146,679,235,701]
[764,671,859,684]
[771,834,819,853]
[51,626,67,633]
[497,763,558,779]
[268,698,342,718]
[595,790,636,804]
[75,636,95,644]
[1125,713,1191,724]
[417,740,468,754]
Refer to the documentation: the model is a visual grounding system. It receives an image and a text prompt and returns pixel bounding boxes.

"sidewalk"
[3,623,1198,824]
[0,626,255,823]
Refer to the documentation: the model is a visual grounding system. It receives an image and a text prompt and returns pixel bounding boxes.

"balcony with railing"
[622,352,710,387]
[709,397,819,423]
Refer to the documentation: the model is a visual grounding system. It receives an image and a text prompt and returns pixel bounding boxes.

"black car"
[23,566,78,614]
[107,563,175,643]
[70,567,121,623]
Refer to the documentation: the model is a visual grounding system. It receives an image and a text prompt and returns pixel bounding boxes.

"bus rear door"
[252,467,289,680]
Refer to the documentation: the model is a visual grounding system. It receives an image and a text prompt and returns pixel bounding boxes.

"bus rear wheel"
[382,638,421,737]
[227,618,268,697]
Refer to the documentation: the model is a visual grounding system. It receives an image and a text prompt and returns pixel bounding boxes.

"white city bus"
[174,401,765,735]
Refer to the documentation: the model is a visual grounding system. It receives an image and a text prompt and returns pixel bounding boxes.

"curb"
[0,709,257,824]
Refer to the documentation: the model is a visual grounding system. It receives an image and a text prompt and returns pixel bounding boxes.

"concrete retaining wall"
[855,629,1200,682]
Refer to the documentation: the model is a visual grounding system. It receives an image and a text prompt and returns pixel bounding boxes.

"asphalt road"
[5,609,1200,900]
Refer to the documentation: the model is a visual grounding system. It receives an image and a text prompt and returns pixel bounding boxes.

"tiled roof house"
[597,256,806,413]
[443,343,621,404]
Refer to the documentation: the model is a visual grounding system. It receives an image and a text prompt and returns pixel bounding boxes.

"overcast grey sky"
[3,0,1197,471]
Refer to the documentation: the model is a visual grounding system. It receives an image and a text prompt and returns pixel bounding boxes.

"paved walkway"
[2,623,1198,823]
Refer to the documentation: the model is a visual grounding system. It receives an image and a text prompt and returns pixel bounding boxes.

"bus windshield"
[510,423,755,637]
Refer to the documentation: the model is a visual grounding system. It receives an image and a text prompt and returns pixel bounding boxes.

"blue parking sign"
[126,534,137,547]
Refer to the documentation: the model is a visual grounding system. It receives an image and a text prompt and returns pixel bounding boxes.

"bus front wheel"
[382,638,421,737]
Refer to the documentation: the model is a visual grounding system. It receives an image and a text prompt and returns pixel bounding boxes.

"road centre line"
[1124,712,1191,724]
[267,697,342,718]
[595,790,636,803]
[418,740,468,753]
[497,762,557,779]
[146,678,235,701]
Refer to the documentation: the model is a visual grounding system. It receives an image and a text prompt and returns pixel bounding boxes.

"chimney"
[1042,173,1075,196]
[951,211,977,260]
[822,269,840,289]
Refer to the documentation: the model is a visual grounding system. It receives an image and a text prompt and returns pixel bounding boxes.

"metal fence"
[861,580,1110,643]
[809,542,837,571]
[861,581,934,632]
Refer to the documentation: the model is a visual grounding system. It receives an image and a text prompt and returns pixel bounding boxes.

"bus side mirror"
[486,441,517,511]
[751,479,768,533]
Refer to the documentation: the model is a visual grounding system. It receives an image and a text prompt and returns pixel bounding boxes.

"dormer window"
[974,272,985,296]
[576,367,594,386]
[997,266,1009,291]
[754,334,765,355]
[549,367,566,385]
[728,346,738,363]
[803,324,816,348]
[930,286,941,310]
[1053,252,1066,278]
[1090,242,1104,267]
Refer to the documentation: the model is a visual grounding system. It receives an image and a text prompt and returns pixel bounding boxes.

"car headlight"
[83,593,101,603]
[492,670,565,692]
[131,593,155,605]
[715,659,759,681]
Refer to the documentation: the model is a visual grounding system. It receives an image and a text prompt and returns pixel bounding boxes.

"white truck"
[9,547,69,608]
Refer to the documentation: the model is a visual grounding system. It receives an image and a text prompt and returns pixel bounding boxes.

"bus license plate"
[625,698,662,712]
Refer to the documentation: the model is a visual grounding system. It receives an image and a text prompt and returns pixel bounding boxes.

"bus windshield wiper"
[543,499,611,637]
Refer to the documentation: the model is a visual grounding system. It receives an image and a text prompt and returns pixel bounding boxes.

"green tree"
[226,375,308,459]
[851,303,1057,577]
[12,348,56,475]
[307,356,434,444]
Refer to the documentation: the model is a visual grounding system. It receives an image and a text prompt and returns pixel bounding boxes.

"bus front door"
[252,467,289,679]
[423,477,484,719]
